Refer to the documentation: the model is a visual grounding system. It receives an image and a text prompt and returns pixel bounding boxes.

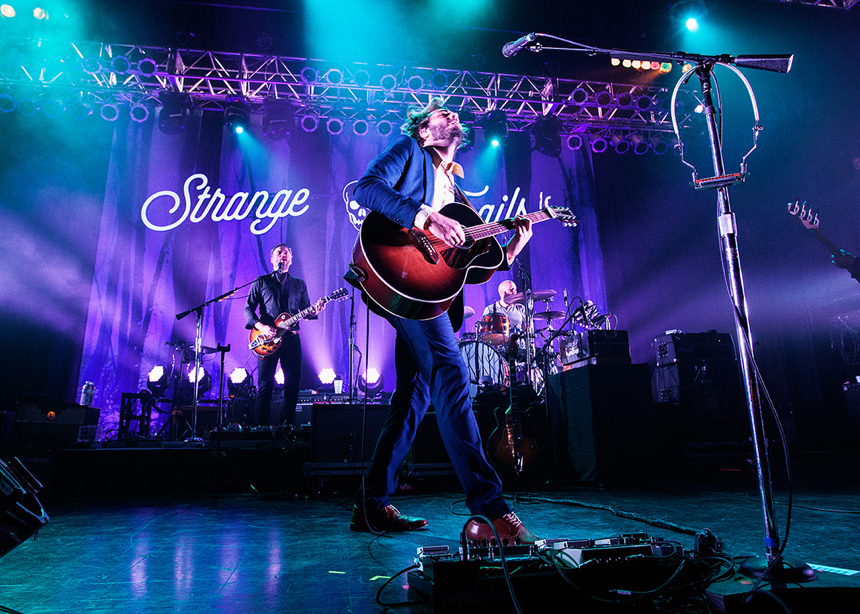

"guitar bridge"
[409,229,440,264]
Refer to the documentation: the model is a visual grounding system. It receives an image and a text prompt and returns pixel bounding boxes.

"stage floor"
[1,452,859,614]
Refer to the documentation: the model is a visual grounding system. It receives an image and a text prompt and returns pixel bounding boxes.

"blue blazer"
[352,134,434,229]
[348,135,467,329]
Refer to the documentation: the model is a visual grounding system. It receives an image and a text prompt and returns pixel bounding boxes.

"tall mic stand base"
[739,556,816,583]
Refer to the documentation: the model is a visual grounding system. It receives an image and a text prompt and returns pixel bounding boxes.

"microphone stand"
[520,36,809,583]
[175,277,257,444]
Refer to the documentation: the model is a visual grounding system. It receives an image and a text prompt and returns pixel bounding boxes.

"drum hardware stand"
[517,34,810,584]
[158,340,194,440]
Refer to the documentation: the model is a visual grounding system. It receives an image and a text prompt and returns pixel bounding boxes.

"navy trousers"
[361,311,510,520]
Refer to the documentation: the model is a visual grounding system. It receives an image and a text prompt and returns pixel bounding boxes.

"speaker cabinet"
[310,403,390,464]
[546,364,656,485]
[652,361,746,444]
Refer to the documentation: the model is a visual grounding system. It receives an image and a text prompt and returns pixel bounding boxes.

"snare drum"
[458,340,509,398]
[478,314,509,346]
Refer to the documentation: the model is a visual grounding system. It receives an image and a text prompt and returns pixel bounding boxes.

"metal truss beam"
[0,37,695,139]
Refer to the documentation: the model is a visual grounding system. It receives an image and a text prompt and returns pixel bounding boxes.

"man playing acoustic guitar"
[347,98,538,543]
[245,244,324,429]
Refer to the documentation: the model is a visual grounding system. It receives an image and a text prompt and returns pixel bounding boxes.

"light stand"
[515,33,812,584]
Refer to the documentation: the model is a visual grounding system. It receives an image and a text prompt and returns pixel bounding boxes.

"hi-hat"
[533,310,566,322]
[507,289,556,304]
[463,306,475,319]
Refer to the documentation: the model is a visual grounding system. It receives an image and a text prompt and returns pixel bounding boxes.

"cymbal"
[533,310,566,322]
[463,306,475,319]
[507,289,557,304]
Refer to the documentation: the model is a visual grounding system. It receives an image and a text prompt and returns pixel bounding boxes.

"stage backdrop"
[70,109,603,437]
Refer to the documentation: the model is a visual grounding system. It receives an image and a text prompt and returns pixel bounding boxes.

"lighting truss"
[0,37,694,137]
[767,0,858,8]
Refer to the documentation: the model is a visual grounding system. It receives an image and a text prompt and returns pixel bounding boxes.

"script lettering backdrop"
[69,110,604,436]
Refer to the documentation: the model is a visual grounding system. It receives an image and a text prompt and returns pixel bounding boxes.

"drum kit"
[459,289,573,397]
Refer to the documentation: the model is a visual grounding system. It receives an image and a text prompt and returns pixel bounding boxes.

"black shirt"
[244,272,314,330]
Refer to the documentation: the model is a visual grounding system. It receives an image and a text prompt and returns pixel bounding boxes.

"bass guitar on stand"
[249,288,348,357]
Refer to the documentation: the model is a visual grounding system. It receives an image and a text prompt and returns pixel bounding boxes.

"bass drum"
[458,340,509,398]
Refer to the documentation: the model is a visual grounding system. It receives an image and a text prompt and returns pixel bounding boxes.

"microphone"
[277,261,283,273]
[502,32,536,58]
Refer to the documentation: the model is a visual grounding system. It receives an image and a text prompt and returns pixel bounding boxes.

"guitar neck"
[810,228,840,256]
[466,209,556,241]
[280,304,318,329]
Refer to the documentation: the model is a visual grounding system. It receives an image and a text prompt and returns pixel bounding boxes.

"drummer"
[483,280,526,334]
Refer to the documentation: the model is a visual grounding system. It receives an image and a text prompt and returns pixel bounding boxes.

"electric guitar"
[787,199,840,255]
[350,203,577,320]
[486,334,543,480]
[249,288,348,357]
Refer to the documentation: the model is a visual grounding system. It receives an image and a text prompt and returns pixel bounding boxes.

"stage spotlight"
[568,88,589,105]
[591,135,608,154]
[353,69,371,87]
[136,57,158,77]
[325,68,343,84]
[326,117,343,135]
[651,135,670,155]
[187,366,212,396]
[40,95,63,118]
[110,55,132,74]
[616,91,633,107]
[262,98,293,140]
[482,111,507,148]
[1,4,15,18]
[531,116,562,158]
[228,368,254,399]
[376,119,393,137]
[595,90,612,107]
[225,96,250,135]
[300,66,318,83]
[430,71,448,90]
[610,134,630,154]
[80,56,102,75]
[0,93,16,113]
[635,95,653,111]
[300,114,319,132]
[352,119,369,136]
[15,96,36,116]
[67,96,92,119]
[359,368,384,395]
[317,368,337,392]
[566,134,583,151]
[158,92,191,134]
[274,366,284,388]
[129,102,150,123]
[670,0,707,32]
[379,74,397,92]
[630,133,650,155]
[407,75,424,92]
[99,102,119,122]
[147,365,170,398]
[32,6,48,19]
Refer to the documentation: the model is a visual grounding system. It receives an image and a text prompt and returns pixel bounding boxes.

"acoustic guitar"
[349,203,577,320]
[248,288,347,357]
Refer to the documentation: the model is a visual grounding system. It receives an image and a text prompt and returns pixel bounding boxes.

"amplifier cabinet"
[560,330,631,367]
[653,331,736,366]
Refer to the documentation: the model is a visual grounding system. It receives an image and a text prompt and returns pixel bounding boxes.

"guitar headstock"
[325,288,349,303]
[546,206,578,228]
[787,199,819,230]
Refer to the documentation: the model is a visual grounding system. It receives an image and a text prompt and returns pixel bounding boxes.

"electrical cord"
[374,563,424,609]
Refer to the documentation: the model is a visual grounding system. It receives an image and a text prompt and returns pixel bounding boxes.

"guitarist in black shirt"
[245,244,324,428]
